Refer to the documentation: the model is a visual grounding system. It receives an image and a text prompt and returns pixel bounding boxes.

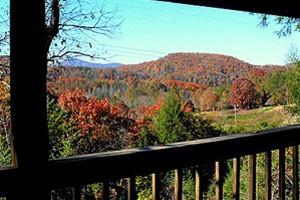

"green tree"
[47,96,79,158]
[154,92,186,144]
[0,133,11,166]
[264,71,290,105]
[258,15,300,38]
[287,62,300,112]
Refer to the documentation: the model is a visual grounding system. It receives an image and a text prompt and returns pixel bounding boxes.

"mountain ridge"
[108,52,284,86]
[60,58,122,68]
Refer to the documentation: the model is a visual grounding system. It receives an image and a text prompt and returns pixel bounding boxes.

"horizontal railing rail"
[1,125,299,198]
[47,125,300,186]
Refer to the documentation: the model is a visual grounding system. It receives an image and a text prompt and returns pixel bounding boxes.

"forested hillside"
[49,53,284,86]
[47,53,285,110]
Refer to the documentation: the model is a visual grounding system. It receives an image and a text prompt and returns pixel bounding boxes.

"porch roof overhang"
[157,0,300,18]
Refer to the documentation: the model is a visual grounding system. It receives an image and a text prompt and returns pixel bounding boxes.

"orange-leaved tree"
[229,78,255,109]
[58,89,138,153]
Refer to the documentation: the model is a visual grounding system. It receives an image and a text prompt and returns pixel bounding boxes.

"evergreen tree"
[154,91,186,144]
[47,96,79,158]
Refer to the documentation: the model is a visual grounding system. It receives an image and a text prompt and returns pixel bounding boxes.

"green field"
[202,106,296,134]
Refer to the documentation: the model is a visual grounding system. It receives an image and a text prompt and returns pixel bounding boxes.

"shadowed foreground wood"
[249,154,256,200]
[1,126,300,199]
[279,148,285,200]
[293,146,299,200]
[128,177,137,200]
[46,126,300,186]
[265,151,272,200]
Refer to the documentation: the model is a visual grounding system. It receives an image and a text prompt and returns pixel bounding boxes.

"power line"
[120,1,258,26]
[98,43,167,56]
[104,48,163,58]
[80,31,168,57]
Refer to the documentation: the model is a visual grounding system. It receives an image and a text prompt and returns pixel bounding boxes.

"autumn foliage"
[58,89,139,152]
[229,78,255,109]
[199,88,219,111]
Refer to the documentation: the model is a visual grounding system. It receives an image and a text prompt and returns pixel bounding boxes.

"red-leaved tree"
[58,89,138,153]
[229,78,255,109]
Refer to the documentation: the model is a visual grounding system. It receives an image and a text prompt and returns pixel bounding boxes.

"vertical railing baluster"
[128,177,137,200]
[72,185,81,200]
[103,180,110,200]
[152,173,160,200]
[249,154,256,200]
[279,148,285,200]
[216,161,223,200]
[265,151,272,200]
[175,169,183,200]
[233,157,240,200]
[195,165,203,200]
[6,192,16,200]
[293,146,299,200]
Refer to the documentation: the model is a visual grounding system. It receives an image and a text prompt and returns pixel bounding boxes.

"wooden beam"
[10,0,48,199]
[157,0,300,18]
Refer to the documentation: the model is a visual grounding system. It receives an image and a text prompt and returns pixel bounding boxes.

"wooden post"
[264,151,272,200]
[249,155,256,200]
[195,165,203,200]
[103,181,110,200]
[152,173,160,200]
[128,177,137,200]
[175,169,183,200]
[72,185,81,200]
[279,148,285,200]
[293,146,299,200]
[233,158,240,200]
[10,0,48,199]
[216,161,223,200]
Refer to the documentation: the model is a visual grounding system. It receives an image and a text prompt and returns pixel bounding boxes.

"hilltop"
[48,53,286,98]
[98,53,284,86]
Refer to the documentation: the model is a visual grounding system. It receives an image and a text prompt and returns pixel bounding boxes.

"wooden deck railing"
[0,125,299,199]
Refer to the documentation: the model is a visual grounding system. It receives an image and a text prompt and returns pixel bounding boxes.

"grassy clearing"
[202,106,292,134]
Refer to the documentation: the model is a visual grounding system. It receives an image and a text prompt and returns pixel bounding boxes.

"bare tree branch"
[0,0,122,63]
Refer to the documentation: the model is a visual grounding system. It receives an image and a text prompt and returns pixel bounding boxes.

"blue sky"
[1,0,300,65]
[92,0,300,65]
